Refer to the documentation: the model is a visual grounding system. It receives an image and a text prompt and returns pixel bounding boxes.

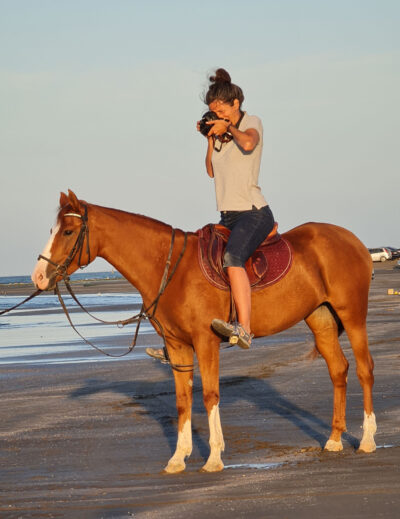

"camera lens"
[199,111,218,136]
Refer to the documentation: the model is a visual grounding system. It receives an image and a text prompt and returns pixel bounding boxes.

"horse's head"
[32,190,92,291]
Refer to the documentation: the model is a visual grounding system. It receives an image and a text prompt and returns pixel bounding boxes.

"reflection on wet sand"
[0,292,155,364]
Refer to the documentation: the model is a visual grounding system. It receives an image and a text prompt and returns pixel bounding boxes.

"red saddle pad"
[197,223,293,291]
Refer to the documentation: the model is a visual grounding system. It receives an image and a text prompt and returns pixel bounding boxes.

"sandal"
[229,323,254,349]
[211,319,253,349]
[145,347,169,363]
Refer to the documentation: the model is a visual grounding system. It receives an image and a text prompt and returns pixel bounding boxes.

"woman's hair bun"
[204,67,244,107]
[210,68,231,84]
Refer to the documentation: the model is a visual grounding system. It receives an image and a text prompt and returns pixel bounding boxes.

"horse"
[31,190,376,473]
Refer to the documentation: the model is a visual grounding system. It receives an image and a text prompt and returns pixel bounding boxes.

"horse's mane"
[56,201,184,235]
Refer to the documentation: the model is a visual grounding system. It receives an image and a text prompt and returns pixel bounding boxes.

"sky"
[1,0,399,276]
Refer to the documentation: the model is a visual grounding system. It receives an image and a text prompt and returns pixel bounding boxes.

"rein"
[0,289,43,316]
[37,206,193,371]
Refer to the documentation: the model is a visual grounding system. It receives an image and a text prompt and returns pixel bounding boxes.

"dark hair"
[204,68,244,107]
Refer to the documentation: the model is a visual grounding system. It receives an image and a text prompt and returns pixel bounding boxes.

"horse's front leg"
[196,335,225,472]
[164,340,194,474]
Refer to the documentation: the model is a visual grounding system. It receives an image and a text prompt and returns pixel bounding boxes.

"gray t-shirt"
[211,112,267,211]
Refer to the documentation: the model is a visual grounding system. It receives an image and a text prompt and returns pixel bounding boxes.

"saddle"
[197,222,293,291]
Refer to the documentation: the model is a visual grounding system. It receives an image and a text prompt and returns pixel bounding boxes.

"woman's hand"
[197,119,226,138]
[206,119,230,137]
[196,120,216,138]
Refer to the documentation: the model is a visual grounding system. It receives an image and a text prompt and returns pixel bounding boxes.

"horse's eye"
[64,229,73,236]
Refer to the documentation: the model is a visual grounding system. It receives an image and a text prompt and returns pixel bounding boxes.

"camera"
[199,110,219,136]
[199,111,232,143]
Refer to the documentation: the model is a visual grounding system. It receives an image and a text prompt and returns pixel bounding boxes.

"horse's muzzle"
[31,263,59,291]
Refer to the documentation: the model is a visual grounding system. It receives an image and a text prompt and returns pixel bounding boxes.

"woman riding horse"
[147,68,275,360]
[31,185,377,472]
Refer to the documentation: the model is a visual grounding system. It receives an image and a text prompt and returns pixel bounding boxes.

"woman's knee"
[223,251,245,269]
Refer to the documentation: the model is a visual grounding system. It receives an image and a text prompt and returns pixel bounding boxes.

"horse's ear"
[67,189,81,213]
[59,192,69,208]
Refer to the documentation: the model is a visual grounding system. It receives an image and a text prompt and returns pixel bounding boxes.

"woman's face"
[208,98,240,122]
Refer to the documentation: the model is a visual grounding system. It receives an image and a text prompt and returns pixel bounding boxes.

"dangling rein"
[0,289,43,315]
[54,228,191,371]
[1,208,192,372]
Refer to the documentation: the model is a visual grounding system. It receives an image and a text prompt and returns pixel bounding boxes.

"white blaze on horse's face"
[31,221,60,290]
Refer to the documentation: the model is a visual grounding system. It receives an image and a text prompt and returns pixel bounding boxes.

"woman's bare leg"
[226,266,251,333]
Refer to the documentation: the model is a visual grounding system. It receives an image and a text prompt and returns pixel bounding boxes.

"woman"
[201,68,274,349]
[146,68,274,361]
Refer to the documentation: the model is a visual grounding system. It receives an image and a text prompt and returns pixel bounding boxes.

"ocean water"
[0,272,159,365]
[0,270,123,286]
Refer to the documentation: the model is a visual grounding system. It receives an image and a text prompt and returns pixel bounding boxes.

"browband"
[64,213,82,218]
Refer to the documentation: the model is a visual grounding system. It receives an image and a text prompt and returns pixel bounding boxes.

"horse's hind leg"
[164,340,194,474]
[345,324,376,452]
[305,305,349,451]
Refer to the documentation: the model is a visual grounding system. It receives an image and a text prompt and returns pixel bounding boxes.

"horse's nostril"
[38,273,43,282]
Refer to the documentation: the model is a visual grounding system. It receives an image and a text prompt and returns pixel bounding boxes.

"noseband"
[38,205,91,279]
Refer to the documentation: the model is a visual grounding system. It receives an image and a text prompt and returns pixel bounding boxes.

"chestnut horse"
[32,190,376,473]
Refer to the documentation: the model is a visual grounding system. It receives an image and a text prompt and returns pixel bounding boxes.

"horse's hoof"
[200,460,224,473]
[324,439,343,452]
[163,461,186,474]
[358,439,376,453]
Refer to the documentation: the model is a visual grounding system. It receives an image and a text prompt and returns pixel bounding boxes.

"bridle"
[2,205,192,372]
[38,205,91,281]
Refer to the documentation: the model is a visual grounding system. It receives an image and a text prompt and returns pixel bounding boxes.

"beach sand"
[1,262,400,518]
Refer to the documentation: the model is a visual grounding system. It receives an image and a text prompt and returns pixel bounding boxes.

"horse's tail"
[323,302,344,336]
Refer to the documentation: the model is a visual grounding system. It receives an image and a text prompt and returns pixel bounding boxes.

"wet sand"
[1,263,400,518]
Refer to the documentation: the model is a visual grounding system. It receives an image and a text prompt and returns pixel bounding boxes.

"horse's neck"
[91,205,173,303]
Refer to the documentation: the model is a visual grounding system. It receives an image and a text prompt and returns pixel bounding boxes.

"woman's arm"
[208,120,259,152]
[197,120,215,178]
[228,125,259,152]
[205,136,214,178]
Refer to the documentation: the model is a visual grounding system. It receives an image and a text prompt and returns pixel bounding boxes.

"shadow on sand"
[70,373,359,461]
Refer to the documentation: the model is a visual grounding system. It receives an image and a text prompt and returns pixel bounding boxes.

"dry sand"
[1,262,399,518]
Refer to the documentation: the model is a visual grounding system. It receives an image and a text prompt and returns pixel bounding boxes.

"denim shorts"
[220,205,275,268]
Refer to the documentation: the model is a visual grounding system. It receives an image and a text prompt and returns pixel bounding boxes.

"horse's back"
[284,221,370,262]
[283,221,372,292]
